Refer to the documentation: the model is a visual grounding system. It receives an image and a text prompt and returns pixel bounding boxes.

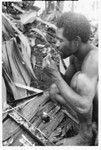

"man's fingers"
[50,93,66,107]
[55,94,66,106]
[49,84,59,95]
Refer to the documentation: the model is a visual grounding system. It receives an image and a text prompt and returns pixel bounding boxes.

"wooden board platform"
[3,91,79,146]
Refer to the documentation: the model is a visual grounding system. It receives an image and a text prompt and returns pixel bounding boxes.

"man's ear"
[73,36,81,48]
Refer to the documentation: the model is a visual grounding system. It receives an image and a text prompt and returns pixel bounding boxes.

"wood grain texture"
[3,91,79,146]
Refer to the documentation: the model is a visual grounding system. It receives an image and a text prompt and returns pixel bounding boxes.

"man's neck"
[74,42,94,61]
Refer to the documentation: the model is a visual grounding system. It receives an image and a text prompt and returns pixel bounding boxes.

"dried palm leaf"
[2,13,21,35]
[12,3,25,13]
[2,13,22,37]
[30,28,47,42]
[2,15,15,41]
[9,38,31,85]
[17,34,31,59]
[36,17,57,30]
[20,11,37,25]
[2,13,37,80]
[2,24,11,41]
[2,77,8,110]
[16,36,37,79]
[2,65,27,100]
[2,14,15,37]
[2,39,30,100]
[2,42,12,76]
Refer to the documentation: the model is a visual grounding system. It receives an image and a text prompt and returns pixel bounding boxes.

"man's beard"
[59,45,71,59]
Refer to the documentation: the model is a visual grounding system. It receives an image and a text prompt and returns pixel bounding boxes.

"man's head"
[56,12,91,58]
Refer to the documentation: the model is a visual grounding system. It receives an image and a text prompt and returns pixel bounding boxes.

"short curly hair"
[56,12,91,43]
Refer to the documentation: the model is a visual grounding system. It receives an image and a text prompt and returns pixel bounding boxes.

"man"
[43,12,98,145]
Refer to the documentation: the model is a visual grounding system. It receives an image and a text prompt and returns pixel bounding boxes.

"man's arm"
[52,51,98,114]
[61,56,76,85]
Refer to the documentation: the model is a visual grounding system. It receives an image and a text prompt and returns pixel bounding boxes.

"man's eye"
[60,39,63,43]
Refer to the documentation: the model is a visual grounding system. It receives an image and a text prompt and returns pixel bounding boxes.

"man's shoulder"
[89,47,98,57]
[82,48,98,78]
[84,48,98,66]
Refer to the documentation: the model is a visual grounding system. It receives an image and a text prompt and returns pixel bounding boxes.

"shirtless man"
[43,12,98,145]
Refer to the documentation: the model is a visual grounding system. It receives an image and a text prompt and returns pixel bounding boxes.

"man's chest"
[70,56,88,94]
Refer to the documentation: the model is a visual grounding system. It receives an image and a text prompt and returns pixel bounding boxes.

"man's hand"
[42,54,60,78]
[56,138,74,146]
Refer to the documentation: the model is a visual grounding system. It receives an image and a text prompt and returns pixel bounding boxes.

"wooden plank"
[3,91,80,146]
[3,118,19,141]
[42,110,64,138]
[31,101,55,124]
[39,105,61,131]
[11,129,38,146]
[30,101,54,129]
[3,92,49,144]
[3,119,39,146]
[19,92,49,121]
[38,104,56,130]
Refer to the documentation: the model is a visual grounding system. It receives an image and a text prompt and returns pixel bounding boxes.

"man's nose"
[56,40,61,48]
